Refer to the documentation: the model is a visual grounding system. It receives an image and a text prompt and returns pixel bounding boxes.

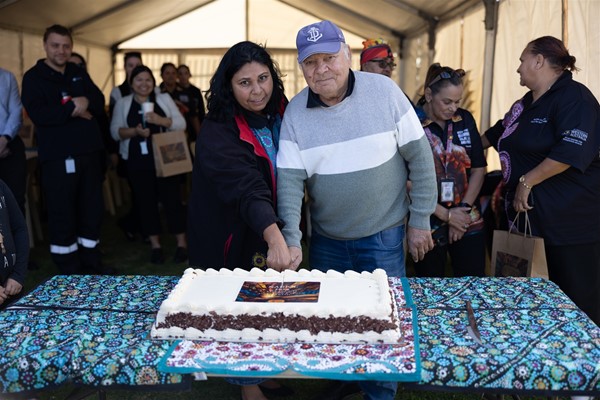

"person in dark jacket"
[0,179,29,308]
[187,41,294,400]
[21,24,107,275]
[176,64,205,143]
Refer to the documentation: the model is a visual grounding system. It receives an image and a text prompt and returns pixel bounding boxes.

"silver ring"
[464,224,468,229]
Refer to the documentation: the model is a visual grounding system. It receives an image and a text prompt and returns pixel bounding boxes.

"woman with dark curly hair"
[187,40,294,400]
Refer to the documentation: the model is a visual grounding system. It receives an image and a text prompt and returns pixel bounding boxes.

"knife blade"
[465,300,482,345]
[278,270,285,292]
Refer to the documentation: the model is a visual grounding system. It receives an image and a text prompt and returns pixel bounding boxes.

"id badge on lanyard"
[425,122,455,204]
[140,139,149,155]
[441,123,455,203]
[65,157,76,174]
[440,178,455,202]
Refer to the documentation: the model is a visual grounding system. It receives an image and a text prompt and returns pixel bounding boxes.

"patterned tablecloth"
[408,277,600,396]
[159,278,420,382]
[1,274,599,396]
[0,275,186,394]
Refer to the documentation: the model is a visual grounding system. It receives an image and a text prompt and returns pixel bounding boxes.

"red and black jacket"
[187,107,284,268]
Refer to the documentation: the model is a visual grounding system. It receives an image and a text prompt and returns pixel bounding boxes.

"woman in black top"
[111,66,187,264]
[483,36,600,325]
[414,63,487,277]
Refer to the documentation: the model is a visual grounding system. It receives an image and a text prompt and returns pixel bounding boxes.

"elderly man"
[360,38,396,78]
[275,20,437,400]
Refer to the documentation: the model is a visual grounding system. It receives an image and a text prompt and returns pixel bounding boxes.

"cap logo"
[306,27,323,42]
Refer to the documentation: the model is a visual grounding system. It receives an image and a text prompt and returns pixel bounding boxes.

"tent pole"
[426,18,437,69]
[562,0,568,46]
[479,0,499,133]
[245,0,249,41]
[392,32,405,88]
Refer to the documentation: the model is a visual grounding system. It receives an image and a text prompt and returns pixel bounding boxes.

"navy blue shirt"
[485,71,600,245]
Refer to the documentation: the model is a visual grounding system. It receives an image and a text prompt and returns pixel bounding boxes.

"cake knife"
[278,270,285,292]
[465,300,482,345]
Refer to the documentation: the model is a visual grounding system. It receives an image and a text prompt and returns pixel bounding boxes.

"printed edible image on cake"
[236,281,320,303]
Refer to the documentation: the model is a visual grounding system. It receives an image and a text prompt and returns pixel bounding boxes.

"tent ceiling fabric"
[280,0,482,40]
[0,0,212,47]
[0,0,481,49]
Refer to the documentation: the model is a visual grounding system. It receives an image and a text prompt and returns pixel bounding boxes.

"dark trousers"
[127,169,186,237]
[546,241,600,326]
[415,231,486,277]
[41,152,104,274]
[0,136,26,215]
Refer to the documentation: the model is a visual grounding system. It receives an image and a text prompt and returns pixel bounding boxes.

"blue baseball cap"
[296,20,346,63]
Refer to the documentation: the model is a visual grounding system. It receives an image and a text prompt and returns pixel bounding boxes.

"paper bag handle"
[509,211,534,238]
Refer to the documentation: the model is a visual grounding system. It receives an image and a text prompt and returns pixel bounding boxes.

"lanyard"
[424,121,453,175]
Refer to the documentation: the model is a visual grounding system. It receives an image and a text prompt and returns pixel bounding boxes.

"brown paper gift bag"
[491,212,549,279]
[152,131,193,177]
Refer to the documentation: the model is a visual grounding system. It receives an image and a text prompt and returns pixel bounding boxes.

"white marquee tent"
[1,0,599,169]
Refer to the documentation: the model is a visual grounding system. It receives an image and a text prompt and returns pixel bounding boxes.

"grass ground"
[17,203,565,400]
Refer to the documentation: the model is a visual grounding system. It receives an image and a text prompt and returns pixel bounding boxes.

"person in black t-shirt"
[414,63,487,278]
[109,51,143,116]
[483,36,600,325]
[177,64,205,142]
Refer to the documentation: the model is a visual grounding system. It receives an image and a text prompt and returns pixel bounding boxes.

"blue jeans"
[309,225,405,400]
[225,377,266,386]
[309,224,406,277]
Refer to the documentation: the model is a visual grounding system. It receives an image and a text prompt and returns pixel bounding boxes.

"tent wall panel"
[568,0,600,101]
[82,46,113,100]
[491,0,562,124]
[402,33,429,104]
[433,6,486,126]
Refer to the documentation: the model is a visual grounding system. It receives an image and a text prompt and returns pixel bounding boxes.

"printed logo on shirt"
[531,117,548,124]
[456,129,472,147]
[562,129,588,146]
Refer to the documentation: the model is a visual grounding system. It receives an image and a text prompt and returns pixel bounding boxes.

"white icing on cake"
[151,267,401,343]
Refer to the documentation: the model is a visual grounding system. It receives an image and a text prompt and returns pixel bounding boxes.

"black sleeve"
[484,119,505,150]
[1,181,29,285]
[197,120,279,235]
[21,70,76,127]
[81,72,106,118]
[463,110,487,168]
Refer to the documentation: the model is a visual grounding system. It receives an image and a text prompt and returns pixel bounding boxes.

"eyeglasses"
[368,59,396,69]
[428,69,466,87]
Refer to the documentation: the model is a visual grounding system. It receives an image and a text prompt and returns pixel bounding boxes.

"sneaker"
[150,248,165,264]
[174,247,188,263]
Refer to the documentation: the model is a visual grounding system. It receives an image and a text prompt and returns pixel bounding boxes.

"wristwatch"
[519,175,532,190]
